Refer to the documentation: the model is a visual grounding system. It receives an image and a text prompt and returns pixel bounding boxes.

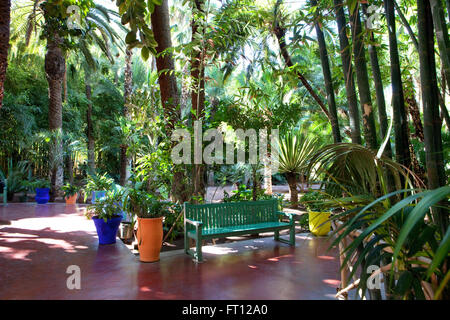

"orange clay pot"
[65,193,78,205]
[137,217,163,262]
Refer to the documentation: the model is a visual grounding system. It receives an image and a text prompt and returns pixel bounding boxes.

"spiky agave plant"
[275,130,319,207]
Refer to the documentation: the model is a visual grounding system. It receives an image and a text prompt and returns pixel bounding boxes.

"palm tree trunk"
[120,48,133,186]
[333,0,361,144]
[286,173,298,208]
[151,0,187,203]
[273,0,330,121]
[191,0,206,201]
[417,0,448,234]
[0,0,11,109]
[312,0,341,143]
[349,4,378,150]
[385,0,411,168]
[362,3,392,158]
[85,79,95,173]
[430,0,450,97]
[45,35,65,201]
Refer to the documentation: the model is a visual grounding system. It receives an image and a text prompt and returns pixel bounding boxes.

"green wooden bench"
[184,199,295,262]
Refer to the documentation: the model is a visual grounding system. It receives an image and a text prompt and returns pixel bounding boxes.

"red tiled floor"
[0,203,341,300]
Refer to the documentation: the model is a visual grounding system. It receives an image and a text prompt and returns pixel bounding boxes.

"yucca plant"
[275,130,319,207]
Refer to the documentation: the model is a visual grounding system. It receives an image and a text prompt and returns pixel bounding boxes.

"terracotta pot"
[65,193,78,205]
[137,216,163,262]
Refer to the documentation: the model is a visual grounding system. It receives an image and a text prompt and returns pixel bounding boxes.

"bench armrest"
[185,218,203,227]
[278,211,295,224]
[278,211,293,218]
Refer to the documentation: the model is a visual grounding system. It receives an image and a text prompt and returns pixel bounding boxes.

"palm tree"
[0,0,11,109]
[348,3,378,150]
[311,0,341,143]
[276,130,319,208]
[384,0,411,168]
[417,0,448,234]
[333,0,361,144]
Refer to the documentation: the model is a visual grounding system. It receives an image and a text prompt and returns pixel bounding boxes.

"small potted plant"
[29,179,51,204]
[84,173,114,204]
[123,183,170,262]
[61,183,80,204]
[301,190,331,236]
[85,191,123,245]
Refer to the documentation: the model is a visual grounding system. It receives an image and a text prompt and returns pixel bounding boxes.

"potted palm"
[85,191,123,245]
[61,183,80,204]
[301,190,331,236]
[84,173,114,204]
[123,183,170,262]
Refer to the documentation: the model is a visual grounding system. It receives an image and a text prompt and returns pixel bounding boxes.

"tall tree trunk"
[85,76,95,173]
[417,0,448,234]
[362,3,392,158]
[430,0,450,96]
[273,0,330,121]
[349,4,378,150]
[191,0,206,201]
[0,0,10,109]
[45,35,65,201]
[393,0,420,51]
[385,0,411,168]
[151,0,187,203]
[120,48,133,186]
[333,0,361,144]
[312,0,341,143]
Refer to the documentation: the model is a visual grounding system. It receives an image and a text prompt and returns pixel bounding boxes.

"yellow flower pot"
[308,211,331,236]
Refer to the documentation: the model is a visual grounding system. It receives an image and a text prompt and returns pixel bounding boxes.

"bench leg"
[274,230,279,241]
[184,230,189,254]
[195,238,203,262]
[289,225,295,246]
[195,227,203,262]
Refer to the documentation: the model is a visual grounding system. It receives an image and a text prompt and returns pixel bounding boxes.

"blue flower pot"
[35,188,50,204]
[93,216,122,245]
[91,191,106,204]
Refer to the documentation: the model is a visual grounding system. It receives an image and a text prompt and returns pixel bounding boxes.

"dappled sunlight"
[317,255,335,261]
[0,246,34,261]
[266,254,293,262]
[323,279,341,286]
[201,246,239,255]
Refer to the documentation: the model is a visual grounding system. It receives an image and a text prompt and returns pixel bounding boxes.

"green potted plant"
[28,178,51,204]
[61,183,80,204]
[84,173,114,204]
[301,190,331,236]
[85,191,123,245]
[122,183,171,262]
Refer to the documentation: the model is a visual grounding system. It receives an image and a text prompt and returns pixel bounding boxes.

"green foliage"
[121,182,171,219]
[300,190,329,212]
[330,186,450,300]
[61,183,80,198]
[276,129,320,177]
[26,178,51,190]
[83,173,114,201]
[307,143,422,199]
[86,190,124,222]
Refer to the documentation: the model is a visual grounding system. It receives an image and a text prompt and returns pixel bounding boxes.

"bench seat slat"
[187,221,291,238]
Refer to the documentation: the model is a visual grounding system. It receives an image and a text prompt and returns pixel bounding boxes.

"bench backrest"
[184,199,279,230]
